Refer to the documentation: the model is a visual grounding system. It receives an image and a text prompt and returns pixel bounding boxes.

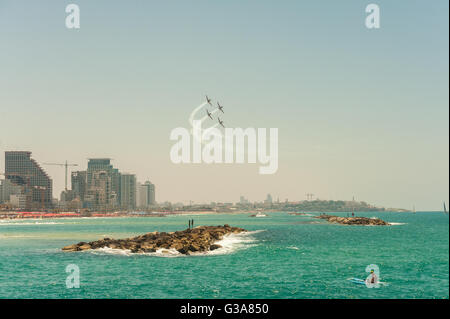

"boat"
[250,212,268,217]
[348,278,366,285]
[347,277,387,286]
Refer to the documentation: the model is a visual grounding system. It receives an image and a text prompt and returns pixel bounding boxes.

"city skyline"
[0,149,444,210]
[0,151,158,211]
[0,0,448,210]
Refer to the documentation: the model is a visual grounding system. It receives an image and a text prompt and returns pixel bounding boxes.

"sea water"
[0,212,448,299]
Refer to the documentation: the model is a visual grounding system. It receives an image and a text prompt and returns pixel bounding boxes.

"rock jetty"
[62,225,246,255]
[315,214,390,226]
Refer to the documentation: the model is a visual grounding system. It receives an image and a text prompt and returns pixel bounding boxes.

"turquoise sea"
[0,212,448,299]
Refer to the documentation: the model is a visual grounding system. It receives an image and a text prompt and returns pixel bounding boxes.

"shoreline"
[0,210,437,221]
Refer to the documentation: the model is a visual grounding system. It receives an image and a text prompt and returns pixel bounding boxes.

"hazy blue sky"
[0,0,448,210]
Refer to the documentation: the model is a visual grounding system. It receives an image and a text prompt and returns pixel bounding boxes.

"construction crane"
[43,161,78,191]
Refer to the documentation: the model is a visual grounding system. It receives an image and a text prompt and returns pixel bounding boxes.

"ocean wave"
[91,247,133,256]
[191,230,261,256]
[89,230,263,258]
[287,246,299,250]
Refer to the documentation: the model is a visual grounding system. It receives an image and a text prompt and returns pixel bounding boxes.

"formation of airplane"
[205,95,225,128]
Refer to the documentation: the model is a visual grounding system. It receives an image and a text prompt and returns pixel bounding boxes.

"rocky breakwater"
[316,214,390,226]
[62,225,246,255]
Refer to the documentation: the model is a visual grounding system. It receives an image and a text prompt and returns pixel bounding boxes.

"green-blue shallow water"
[0,212,448,299]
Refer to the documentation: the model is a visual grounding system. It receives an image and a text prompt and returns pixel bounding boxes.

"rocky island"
[315,214,390,226]
[62,224,246,255]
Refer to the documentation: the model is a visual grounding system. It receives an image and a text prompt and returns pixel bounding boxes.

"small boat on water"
[250,212,268,218]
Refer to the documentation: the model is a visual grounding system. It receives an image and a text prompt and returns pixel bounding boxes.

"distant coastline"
[0,199,412,219]
[0,209,416,220]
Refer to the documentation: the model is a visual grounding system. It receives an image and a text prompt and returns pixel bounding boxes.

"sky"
[0,0,448,210]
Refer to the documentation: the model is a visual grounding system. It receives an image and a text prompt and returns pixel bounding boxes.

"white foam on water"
[191,230,262,256]
[149,248,182,257]
[389,222,406,226]
[91,247,133,256]
[287,246,299,250]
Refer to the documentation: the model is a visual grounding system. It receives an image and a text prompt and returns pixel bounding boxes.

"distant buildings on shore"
[1,152,395,213]
[0,151,52,210]
[0,152,156,211]
[61,158,156,211]
[137,181,156,208]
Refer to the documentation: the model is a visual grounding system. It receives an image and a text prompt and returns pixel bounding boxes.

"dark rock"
[62,225,246,255]
[315,214,390,226]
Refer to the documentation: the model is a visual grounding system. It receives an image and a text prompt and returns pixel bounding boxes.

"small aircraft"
[218,117,225,128]
[205,95,212,106]
[217,102,224,113]
[206,109,213,120]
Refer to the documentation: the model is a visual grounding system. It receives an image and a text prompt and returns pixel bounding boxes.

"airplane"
[217,102,224,113]
[206,109,213,120]
[218,117,225,128]
[205,95,212,106]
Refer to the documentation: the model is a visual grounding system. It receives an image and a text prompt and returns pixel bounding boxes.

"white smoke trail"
[188,101,241,160]
[188,102,207,127]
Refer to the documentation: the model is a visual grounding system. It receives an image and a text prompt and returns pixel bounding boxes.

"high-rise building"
[71,171,87,201]
[136,181,156,208]
[5,151,52,210]
[87,159,120,197]
[240,196,249,205]
[146,181,155,206]
[136,182,146,208]
[0,179,21,203]
[85,170,113,210]
[120,174,136,210]
[84,159,120,210]
[265,194,273,204]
